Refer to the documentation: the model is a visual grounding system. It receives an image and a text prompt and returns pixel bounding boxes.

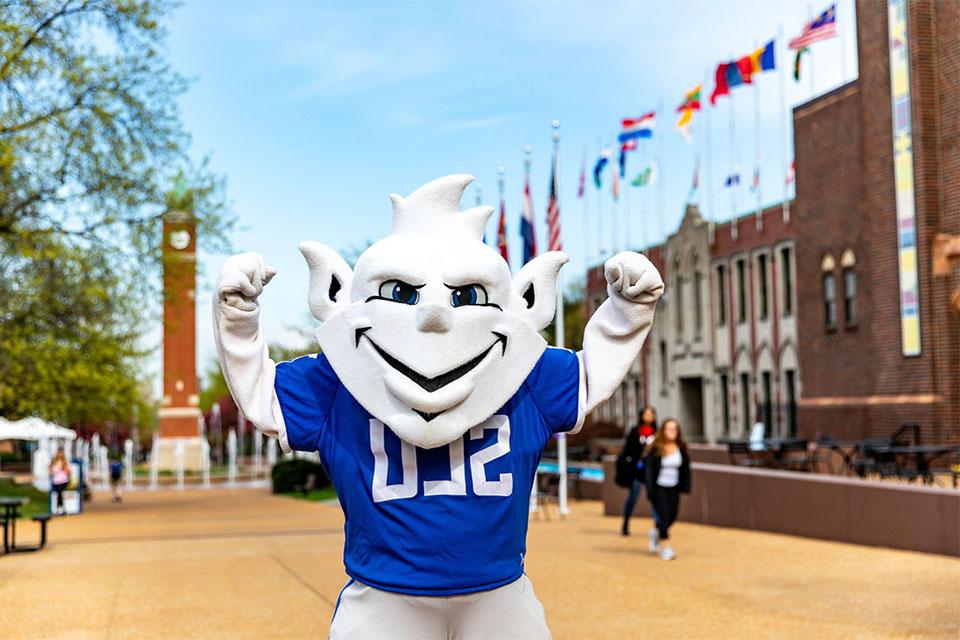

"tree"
[542,277,586,351]
[0,0,232,261]
[0,1,234,427]
[0,232,152,427]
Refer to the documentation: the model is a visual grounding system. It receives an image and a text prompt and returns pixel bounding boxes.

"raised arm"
[579,251,664,415]
[212,252,291,452]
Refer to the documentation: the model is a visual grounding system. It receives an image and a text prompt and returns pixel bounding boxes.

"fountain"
[123,439,134,490]
[149,431,159,490]
[266,437,277,469]
[253,429,263,478]
[175,439,185,490]
[201,438,211,488]
[227,429,237,487]
[97,445,109,491]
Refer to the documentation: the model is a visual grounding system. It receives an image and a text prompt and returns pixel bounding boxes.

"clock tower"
[154,187,206,470]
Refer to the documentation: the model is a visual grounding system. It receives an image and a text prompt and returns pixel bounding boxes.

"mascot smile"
[213,174,663,639]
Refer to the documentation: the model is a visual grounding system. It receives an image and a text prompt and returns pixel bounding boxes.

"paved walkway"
[1,489,957,639]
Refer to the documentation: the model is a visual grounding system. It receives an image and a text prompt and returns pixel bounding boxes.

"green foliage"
[271,458,331,494]
[542,277,586,351]
[0,0,234,261]
[0,233,153,426]
[0,1,234,428]
[282,487,338,503]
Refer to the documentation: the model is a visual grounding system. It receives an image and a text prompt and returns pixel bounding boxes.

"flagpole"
[754,39,763,234]
[729,69,738,240]
[595,139,604,260]
[581,148,590,264]
[610,134,618,255]
[779,22,791,224]
[705,68,715,244]
[497,165,507,270]
[624,168,632,250]
[551,119,569,517]
[656,98,664,243]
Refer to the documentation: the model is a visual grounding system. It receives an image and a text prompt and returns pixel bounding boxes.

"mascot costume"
[213,174,663,639]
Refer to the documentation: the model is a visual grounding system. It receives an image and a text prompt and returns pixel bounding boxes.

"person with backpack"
[109,458,124,503]
[616,405,658,536]
[644,418,692,561]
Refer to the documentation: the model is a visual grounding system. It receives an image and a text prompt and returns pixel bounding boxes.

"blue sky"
[159,0,858,382]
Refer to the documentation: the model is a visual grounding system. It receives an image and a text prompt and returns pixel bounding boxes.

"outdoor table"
[881,444,960,484]
[818,438,866,476]
[0,497,29,552]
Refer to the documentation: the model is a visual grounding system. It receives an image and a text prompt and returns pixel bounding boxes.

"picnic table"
[725,438,812,470]
[0,496,28,553]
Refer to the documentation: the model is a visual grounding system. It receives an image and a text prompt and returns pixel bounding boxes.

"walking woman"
[618,405,658,536]
[644,418,691,561]
[49,450,71,515]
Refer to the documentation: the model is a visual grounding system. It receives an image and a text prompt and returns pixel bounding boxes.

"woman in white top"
[643,419,691,560]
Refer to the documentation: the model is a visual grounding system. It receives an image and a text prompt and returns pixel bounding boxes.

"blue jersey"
[274,347,580,596]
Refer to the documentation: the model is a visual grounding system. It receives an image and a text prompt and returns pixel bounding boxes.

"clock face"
[168,230,191,251]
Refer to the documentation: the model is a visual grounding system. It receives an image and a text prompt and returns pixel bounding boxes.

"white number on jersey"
[369,416,512,503]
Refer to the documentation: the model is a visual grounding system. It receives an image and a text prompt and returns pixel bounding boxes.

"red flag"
[546,148,562,252]
[735,55,754,84]
[497,197,509,263]
[710,62,731,105]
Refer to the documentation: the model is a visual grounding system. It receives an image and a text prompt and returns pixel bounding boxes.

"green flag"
[632,163,658,187]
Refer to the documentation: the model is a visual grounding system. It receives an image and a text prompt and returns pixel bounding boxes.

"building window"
[761,371,773,432]
[784,369,797,437]
[694,268,703,338]
[821,254,837,330]
[780,246,793,317]
[740,372,751,431]
[823,273,837,330]
[841,249,857,328]
[720,374,730,434]
[675,275,684,338]
[757,253,769,321]
[736,258,747,324]
[716,264,727,326]
[659,341,668,396]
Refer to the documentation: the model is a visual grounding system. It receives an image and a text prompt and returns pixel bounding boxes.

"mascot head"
[300,174,567,449]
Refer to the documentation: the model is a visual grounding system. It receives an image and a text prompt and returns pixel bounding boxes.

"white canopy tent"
[0,416,77,442]
[0,416,77,487]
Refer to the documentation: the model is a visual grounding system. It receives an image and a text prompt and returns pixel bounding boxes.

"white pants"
[328,575,551,640]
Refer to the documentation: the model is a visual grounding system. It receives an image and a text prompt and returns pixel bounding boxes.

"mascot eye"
[380,280,420,305]
[450,284,487,307]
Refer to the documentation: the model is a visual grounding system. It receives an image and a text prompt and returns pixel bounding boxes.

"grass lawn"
[281,487,338,503]
[0,478,53,518]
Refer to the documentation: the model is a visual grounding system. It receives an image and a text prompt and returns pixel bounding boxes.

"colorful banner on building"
[887,0,921,356]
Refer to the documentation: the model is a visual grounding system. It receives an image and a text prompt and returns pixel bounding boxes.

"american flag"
[521,175,536,264]
[788,4,837,50]
[497,196,509,263]
[546,148,562,252]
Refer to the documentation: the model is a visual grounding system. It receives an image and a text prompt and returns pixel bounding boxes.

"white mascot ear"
[299,241,354,322]
[510,251,568,331]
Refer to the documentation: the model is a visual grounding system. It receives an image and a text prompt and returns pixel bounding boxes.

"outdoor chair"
[727,441,764,467]
[533,473,561,521]
[777,440,813,472]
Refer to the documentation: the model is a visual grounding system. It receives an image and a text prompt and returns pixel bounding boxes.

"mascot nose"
[416,303,451,333]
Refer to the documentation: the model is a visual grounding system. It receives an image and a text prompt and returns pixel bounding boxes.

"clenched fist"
[216,252,277,313]
[604,251,664,305]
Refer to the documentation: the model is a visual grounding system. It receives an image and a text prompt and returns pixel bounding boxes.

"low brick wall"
[603,459,960,557]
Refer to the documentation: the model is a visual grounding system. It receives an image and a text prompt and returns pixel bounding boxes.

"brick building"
[793,0,959,442]
[584,0,958,444]
[585,202,796,444]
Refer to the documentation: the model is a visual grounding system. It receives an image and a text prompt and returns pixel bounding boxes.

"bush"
[271,459,331,494]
